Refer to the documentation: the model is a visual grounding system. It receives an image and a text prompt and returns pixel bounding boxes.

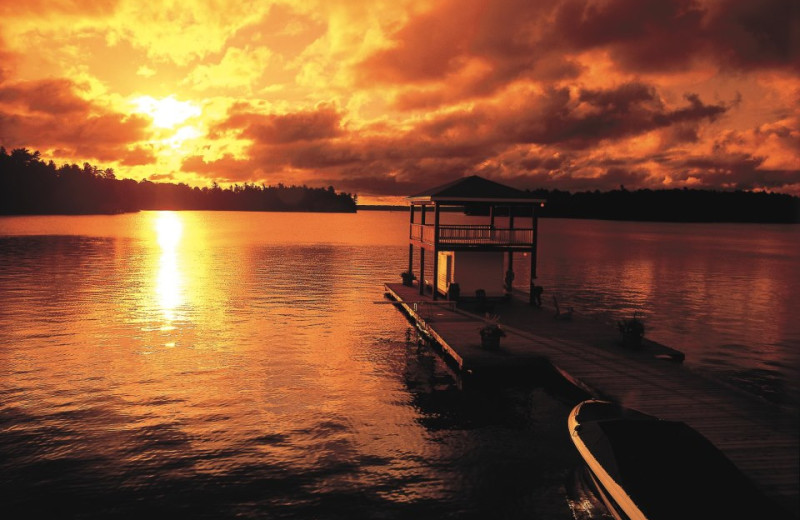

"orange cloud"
[216,104,344,144]
[0,78,91,114]
[0,76,151,163]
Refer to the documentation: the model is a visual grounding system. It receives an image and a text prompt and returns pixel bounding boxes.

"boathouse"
[405,175,545,304]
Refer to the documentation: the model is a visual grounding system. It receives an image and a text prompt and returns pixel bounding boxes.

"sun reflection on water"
[155,212,184,326]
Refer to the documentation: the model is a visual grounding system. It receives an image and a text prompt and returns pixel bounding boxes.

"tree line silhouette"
[374,186,799,223]
[3,147,797,221]
[382,186,799,223]
[0,148,357,215]
[524,186,800,223]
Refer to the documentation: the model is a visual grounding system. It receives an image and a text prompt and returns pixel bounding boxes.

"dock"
[384,282,800,517]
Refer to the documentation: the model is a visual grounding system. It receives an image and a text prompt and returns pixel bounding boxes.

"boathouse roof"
[408,175,545,205]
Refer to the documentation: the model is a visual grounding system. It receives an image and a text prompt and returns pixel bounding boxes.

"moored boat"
[567,399,787,520]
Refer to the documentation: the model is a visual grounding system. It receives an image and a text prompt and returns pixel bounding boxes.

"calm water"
[1,211,798,519]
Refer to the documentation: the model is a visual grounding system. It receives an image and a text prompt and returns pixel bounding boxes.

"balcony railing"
[410,224,533,247]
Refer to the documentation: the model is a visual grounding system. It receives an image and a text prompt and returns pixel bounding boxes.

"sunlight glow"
[156,211,183,249]
[155,212,184,323]
[133,95,201,129]
[167,125,202,149]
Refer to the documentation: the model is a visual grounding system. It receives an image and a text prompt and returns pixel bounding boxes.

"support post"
[432,202,440,300]
[419,247,425,295]
[408,205,415,278]
[509,208,515,251]
[409,204,415,237]
[529,206,539,305]
[420,204,427,295]
[507,207,514,295]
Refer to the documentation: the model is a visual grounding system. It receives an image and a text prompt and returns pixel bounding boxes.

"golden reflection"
[155,212,184,325]
[156,211,183,249]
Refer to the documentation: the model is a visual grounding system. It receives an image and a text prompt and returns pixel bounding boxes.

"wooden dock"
[384,282,799,517]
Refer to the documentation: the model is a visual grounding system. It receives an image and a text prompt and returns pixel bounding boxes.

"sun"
[133,95,201,129]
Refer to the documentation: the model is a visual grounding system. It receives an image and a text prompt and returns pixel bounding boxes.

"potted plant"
[479,315,506,350]
[618,312,645,349]
[401,271,416,287]
[447,282,460,301]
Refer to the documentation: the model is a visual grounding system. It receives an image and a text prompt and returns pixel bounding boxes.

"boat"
[567,399,786,520]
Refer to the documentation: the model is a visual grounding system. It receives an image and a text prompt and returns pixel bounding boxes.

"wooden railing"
[411,224,533,246]
[410,223,435,243]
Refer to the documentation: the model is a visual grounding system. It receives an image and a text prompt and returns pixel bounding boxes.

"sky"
[0,0,798,203]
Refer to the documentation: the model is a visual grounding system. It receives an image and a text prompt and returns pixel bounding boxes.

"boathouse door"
[437,252,454,296]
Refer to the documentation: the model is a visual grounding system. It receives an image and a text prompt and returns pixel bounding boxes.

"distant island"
[0,148,357,215]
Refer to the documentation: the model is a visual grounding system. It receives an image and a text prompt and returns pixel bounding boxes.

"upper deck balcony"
[410,223,534,250]
[406,176,544,252]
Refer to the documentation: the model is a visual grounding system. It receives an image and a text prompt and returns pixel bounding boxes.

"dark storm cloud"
[548,0,707,71]
[356,0,575,100]
[358,0,799,104]
[415,83,728,149]
[705,0,800,71]
[551,0,800,72]
[214,104,344,144]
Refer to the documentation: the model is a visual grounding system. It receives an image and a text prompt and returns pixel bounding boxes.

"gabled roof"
[408,175,545,205]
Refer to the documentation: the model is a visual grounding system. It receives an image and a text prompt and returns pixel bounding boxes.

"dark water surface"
[1,211,797,519]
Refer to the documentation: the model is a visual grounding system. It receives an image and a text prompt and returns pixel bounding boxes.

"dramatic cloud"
[217,104,344,144]
[0,0,797,200]
[0,78,95,115]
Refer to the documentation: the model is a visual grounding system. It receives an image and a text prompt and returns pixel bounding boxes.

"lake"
[1,211,797,519]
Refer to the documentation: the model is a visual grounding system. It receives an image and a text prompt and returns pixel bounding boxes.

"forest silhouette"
[2,147,798,222]
[1,148,357,214]
[525,186,800,223]
[364,186,799,223]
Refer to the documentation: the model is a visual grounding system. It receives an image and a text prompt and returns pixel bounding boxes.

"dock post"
[508,210,514,288]
[419,205,426,295]
[409,206,415,271]
[432,203,440,300]
[419,248,425,295]
[529,207,538,305]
